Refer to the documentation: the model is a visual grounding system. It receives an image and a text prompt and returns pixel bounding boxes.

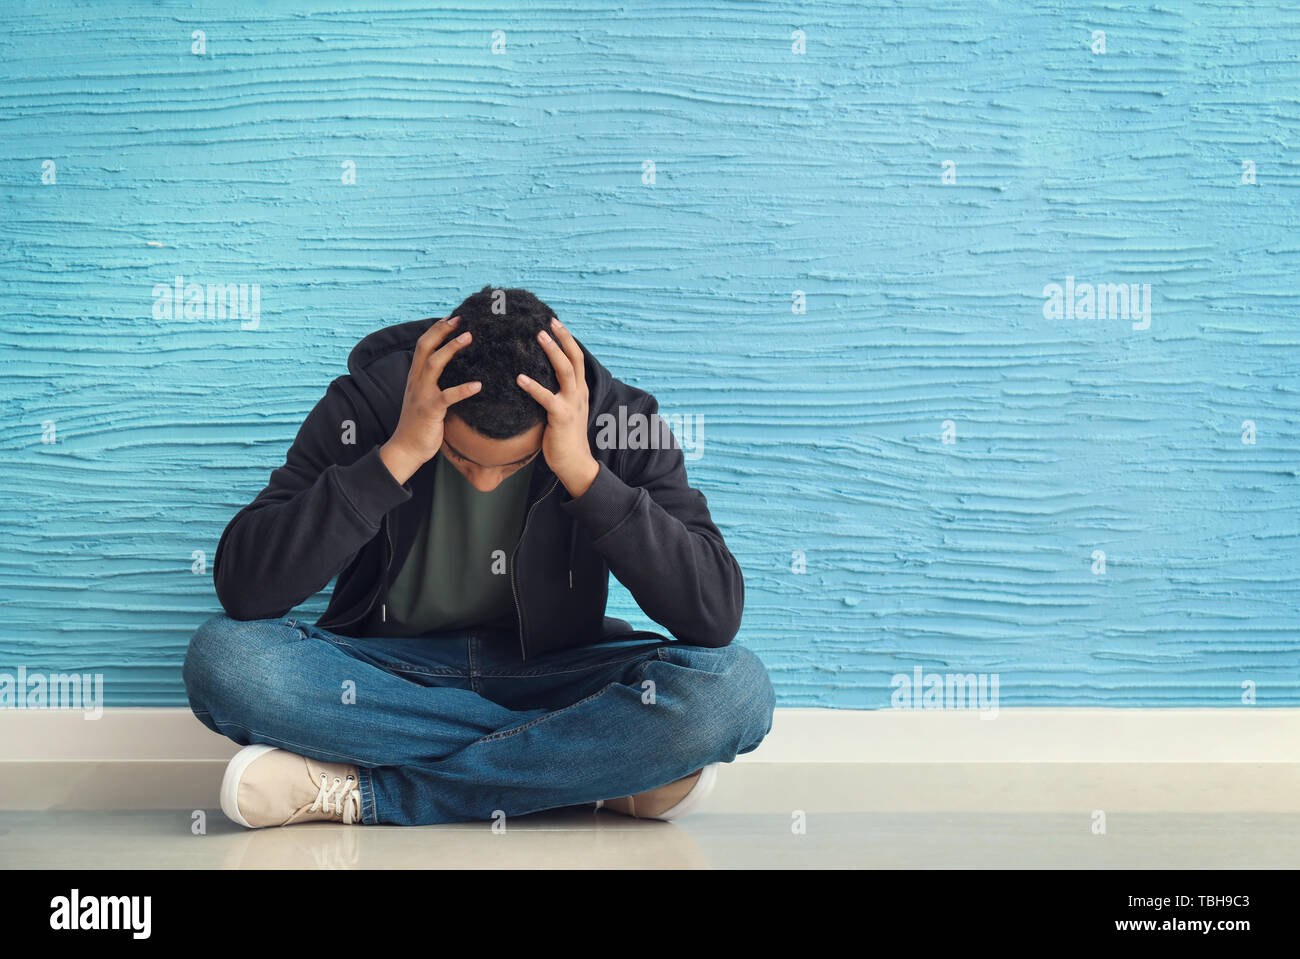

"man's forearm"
[560,463,745,646]
[214,372,415,621]
[214,443,413,620]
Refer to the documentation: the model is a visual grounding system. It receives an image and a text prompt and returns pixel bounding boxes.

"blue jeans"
[182,613,776,825]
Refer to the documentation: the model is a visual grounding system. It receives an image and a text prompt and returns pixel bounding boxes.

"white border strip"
[3,707,1299,763]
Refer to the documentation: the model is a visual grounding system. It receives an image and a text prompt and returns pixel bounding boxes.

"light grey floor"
[5,761,1300,868]
[3,808,1299,869]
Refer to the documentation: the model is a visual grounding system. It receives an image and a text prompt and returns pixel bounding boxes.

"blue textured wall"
[2,0,1297,708]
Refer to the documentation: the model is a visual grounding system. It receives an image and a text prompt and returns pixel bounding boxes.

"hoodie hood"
[346,315,438,377]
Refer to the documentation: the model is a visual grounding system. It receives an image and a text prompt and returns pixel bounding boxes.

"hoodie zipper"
[380,512,394,624]
[511,477,559,660]
[318,509,395,633]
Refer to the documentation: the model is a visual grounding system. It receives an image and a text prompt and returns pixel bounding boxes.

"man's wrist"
[379,440,426,486]
[557,456,600,500]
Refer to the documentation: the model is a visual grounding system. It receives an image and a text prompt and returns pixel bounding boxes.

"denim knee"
[182,612,295,718]
[656,642,776,759]
[717,643,776,754]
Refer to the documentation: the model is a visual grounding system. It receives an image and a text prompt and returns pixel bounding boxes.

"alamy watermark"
[1042,276,1151,330]
[50,889,150,939]
[0,666,104,719]
[152,274,261,329]
[890,666,999,719]
[594,405,704,461]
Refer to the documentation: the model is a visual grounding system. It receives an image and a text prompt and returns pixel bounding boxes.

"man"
[184,285,775,827]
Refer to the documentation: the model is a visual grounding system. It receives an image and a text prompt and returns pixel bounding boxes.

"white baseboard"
[3,708,1299,813]
[3,706,1299,763]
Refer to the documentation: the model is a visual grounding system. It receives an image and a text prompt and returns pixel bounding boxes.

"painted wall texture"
[1,1,1297,709]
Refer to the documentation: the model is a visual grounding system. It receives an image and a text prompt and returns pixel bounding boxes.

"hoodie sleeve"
[212,373,413,621]
[558,395,744,647]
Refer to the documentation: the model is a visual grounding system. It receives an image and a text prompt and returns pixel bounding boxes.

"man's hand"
[517,316,600,498]
[380,315,480,485]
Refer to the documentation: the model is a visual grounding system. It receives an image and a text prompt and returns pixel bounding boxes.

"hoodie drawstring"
[567,519,577,589]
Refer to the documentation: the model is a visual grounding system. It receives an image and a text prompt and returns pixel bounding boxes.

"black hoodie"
[212,315,745,659]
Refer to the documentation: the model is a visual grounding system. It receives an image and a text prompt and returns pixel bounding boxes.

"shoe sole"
[220,743,279,828]
[657,762,719,821]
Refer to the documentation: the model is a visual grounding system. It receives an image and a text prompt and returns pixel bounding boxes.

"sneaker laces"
[311,772,362,825]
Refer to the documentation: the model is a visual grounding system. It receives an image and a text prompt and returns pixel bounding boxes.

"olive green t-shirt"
[368,451,536,637]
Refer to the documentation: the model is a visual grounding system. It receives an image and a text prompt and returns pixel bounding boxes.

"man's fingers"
[441,380,482,407]
[516,373,558,413]
[536,327,576,392]
[425,329,473,383]
[548,317,586,390]
[410,315,461,386]
[415,314,460,354]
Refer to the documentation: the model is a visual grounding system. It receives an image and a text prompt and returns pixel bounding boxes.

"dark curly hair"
[437,285,562,439]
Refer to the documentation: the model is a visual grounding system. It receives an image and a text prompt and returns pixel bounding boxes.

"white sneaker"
[595,763,719,821]
[220,744,363,828]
